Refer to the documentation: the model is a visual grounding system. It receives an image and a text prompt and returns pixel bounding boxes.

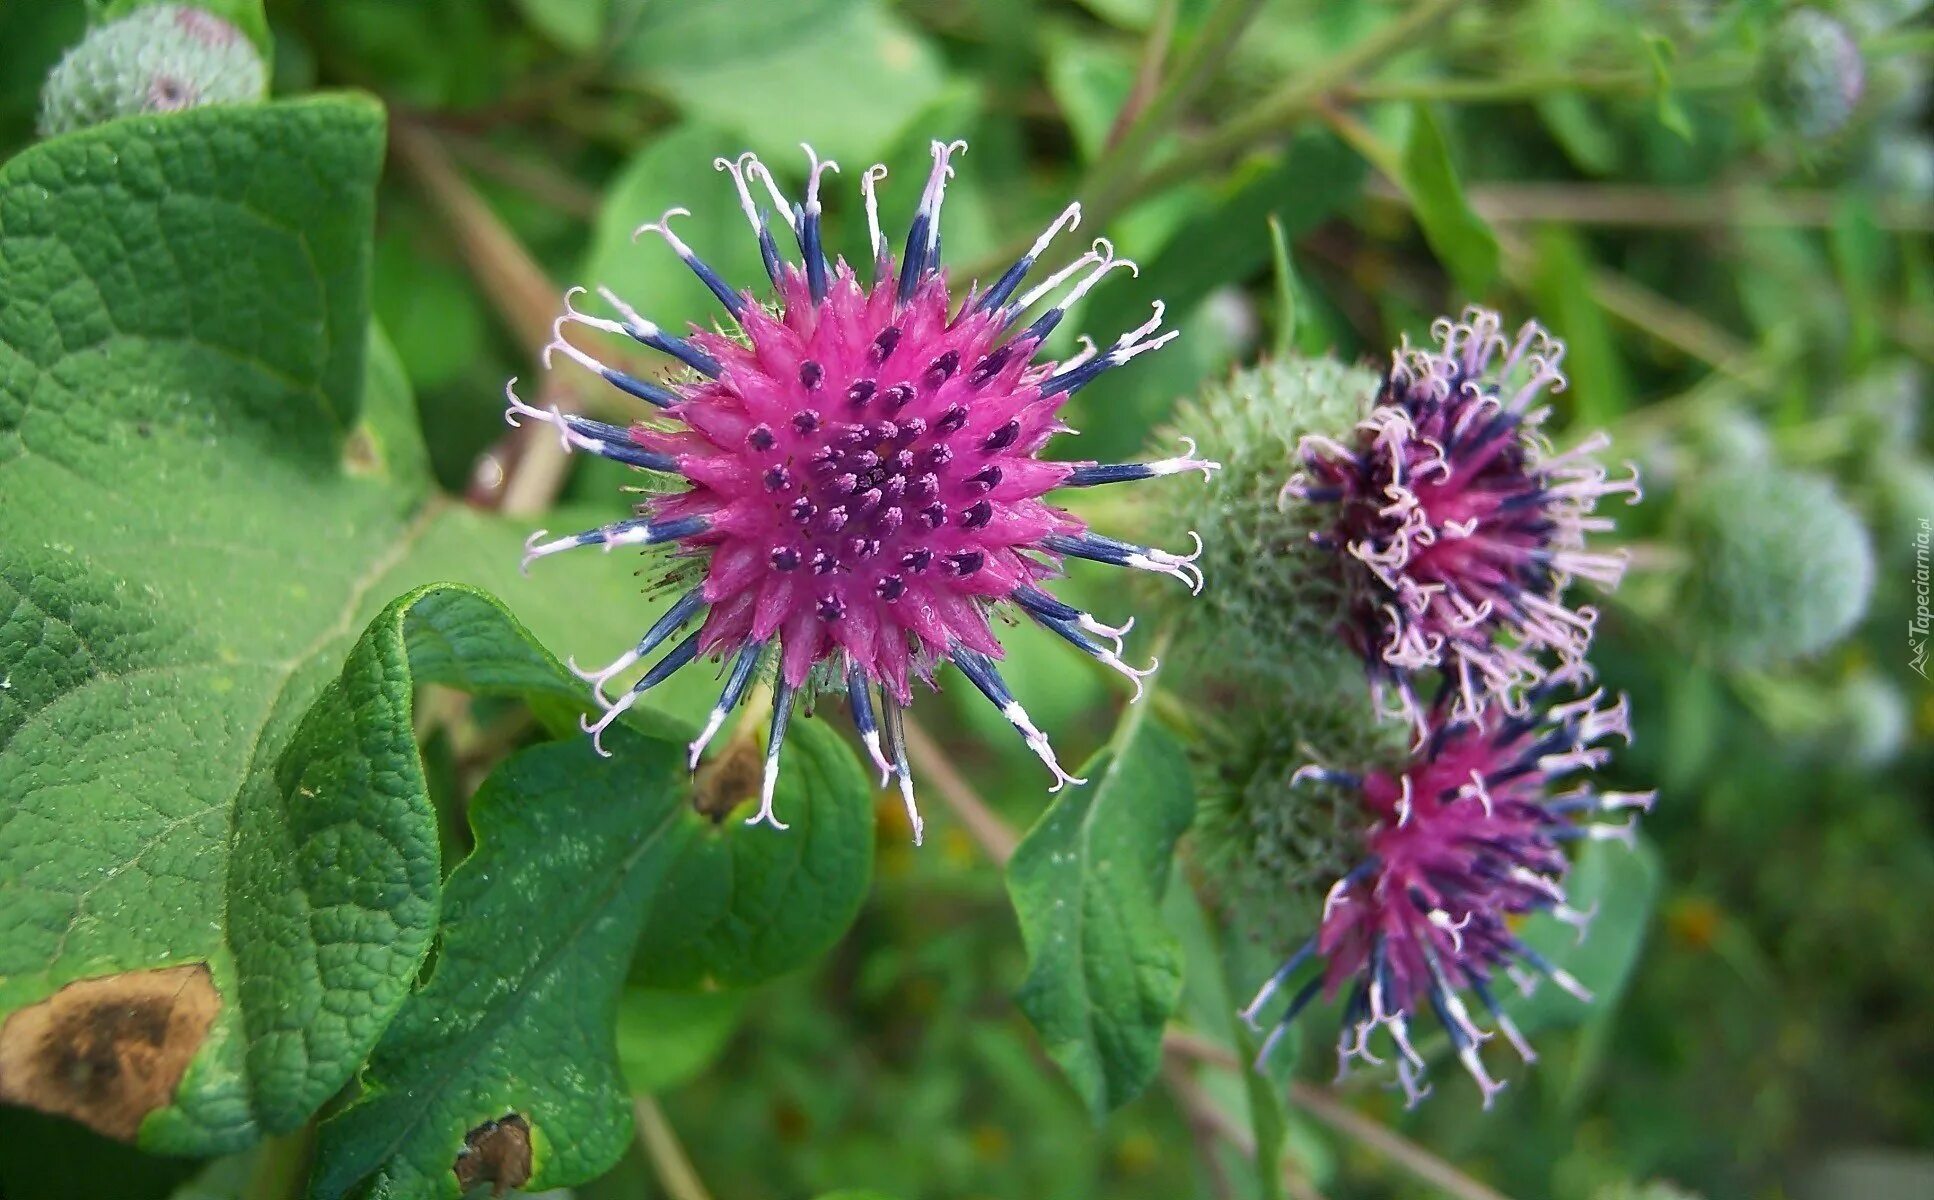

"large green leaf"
[0,96,441,1153]
[1005,707,1195,1117]
[628,715,876,990]
[307,723,690,1200]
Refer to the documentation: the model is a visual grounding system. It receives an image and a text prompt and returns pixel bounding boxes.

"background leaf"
[612,0,945,166]
[1006,709,1195,1117]
[1398,103,1500,295]
[1510,836,1663,1036]
[614,987,749,1095]
[308,721,689,1200]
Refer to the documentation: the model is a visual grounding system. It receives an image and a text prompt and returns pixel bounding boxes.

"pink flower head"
[506,141,1216,842]
[1283,308,1640,738]
[1240,679,1653,1108]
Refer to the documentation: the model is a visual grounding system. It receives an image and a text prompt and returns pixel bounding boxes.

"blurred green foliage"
[0,0,1928,1198]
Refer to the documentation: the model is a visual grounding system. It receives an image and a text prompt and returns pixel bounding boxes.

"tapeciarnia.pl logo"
[1912,517,1931,680]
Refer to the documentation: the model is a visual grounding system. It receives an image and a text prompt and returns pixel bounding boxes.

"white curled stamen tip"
[1290,763,1327,788]
[632,205,693,247]
[800,143,840,207]
[1103,653,1160,702]
[1557,901,1599,943]
[580,708,620,758]
[1081,611,1133,641]
[518,529,550,576]
[566,654,629,707]
[1047,202,1082,241]
[864,162,889,185]
[891,765,923,846]
[929,138,968,178]
[1043,759,1088,793]
[746,790,791,831]
[1154,532,1206,593]
[854,729,892,784]
[742,153,796,232]
[1166,435,1221,479]
[686,712,729,772]
[502,377,539,427]
[596,285,657,337]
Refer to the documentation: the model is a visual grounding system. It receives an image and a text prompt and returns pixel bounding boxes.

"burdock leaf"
[0,97,440,1154]
[1006,707,1195,1117]
[627,714,875,991]
[307,725,692,1200]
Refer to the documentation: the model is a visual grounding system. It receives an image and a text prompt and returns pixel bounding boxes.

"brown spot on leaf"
[340,426,383,477]
[452,1113,532,1197]
[0,964,219,1142]
[693,733,762,822]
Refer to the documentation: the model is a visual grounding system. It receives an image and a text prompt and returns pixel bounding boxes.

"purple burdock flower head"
[505,141,1216,842]
[1240,677,1653,1108]
[1282,308,1640,738]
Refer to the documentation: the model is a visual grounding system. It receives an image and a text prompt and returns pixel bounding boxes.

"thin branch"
[391,119,560,351]
[1371,179,1934,232]
[1339,60,1750,105]
[1105,0,1184,152]
[1160,1033,1516,1200]
[1080,0,1271,235]
[1285,1082,1514,1200]
[899,714,1019,865]
[1130,0,1467,200]
[1164,1052,1333,1200]
[1319,102,1766,383]
[633,1095,716,1200]
[1163,1053,1251,1200]
[391,118,577,516]
[436,129,604,220]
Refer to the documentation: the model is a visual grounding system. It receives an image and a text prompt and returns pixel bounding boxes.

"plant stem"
[900,714,1019,865]
[392,117,666,514]
[1160,1034,1518,1200]
[1105,0,1184,151]
[1374,179,1934,233]
[435,129,603,220]
[1341,60,1749,105]
[392,120,560,353]
[1131,0,1467,200]
[1320,103,1768,382]
[633,1095,716,1200]
[1162,1050,1332,1200]
[1283,1081,1514,1200]
[1079,0,1270,232]
[244,1123,316,1200]
[391,119,581,516]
